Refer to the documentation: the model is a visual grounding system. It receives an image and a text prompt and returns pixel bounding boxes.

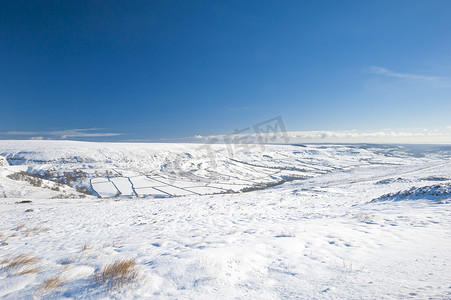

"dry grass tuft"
[94,258,139,290]
[35,276,64,295]
[11,224,49,237]
[81,243,90,251]
[24,226,49,237]
[17,266,42,275]
[3,254,38,268]
[1,253,41,276]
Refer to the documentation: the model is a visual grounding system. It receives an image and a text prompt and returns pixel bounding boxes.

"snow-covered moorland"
[0,141,450,299]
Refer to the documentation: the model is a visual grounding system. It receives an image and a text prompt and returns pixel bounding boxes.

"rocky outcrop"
[371,183,451,204]
[0,156,8,167]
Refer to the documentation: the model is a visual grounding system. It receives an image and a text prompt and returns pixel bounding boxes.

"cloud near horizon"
[192,128,451,144]
[2,128,123,140]
[1,128,450,144]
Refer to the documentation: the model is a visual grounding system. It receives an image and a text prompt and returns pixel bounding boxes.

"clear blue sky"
[1,0,450,142]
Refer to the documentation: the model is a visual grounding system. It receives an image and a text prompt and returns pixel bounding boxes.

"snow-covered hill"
[0,141,450,299]
[0,140,445,199]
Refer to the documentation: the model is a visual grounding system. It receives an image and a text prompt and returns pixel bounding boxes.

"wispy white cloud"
[3,128,450,144]
[2,128,123,139]
[189,128,451,144]
[369,66,444,82]
[286,129,445,142]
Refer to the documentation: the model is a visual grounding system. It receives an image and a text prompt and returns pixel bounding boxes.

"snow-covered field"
[0,141,450,299]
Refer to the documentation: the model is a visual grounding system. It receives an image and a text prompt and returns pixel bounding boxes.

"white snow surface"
[0,141,450,299]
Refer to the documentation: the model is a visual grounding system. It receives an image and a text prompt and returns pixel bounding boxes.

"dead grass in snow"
[93,258,139,290]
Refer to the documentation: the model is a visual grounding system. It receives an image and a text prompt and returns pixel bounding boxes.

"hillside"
[0,141,450,299]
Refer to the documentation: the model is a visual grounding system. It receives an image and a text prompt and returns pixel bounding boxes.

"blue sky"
[1,0,451,143]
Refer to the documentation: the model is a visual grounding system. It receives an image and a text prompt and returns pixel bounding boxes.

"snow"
[110,177,136,196]
[0,141,450,298]
[91,180,119,198]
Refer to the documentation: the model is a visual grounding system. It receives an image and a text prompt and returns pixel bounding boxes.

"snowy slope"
[0,140,444,199]
[0,141,450,299]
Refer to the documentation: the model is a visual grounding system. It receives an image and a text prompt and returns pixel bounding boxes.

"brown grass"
[11,224,49,237]
[17,266,42,275]
[94,258,139,290]
[35,276,64,295]
[24,226,49,237]
[1,254,41,276]
[81,243,90,251]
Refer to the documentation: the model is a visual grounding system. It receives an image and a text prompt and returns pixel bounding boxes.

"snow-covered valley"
[0,141,450,299]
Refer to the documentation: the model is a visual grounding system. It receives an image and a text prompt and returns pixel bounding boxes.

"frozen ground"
[0,141,450,299]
